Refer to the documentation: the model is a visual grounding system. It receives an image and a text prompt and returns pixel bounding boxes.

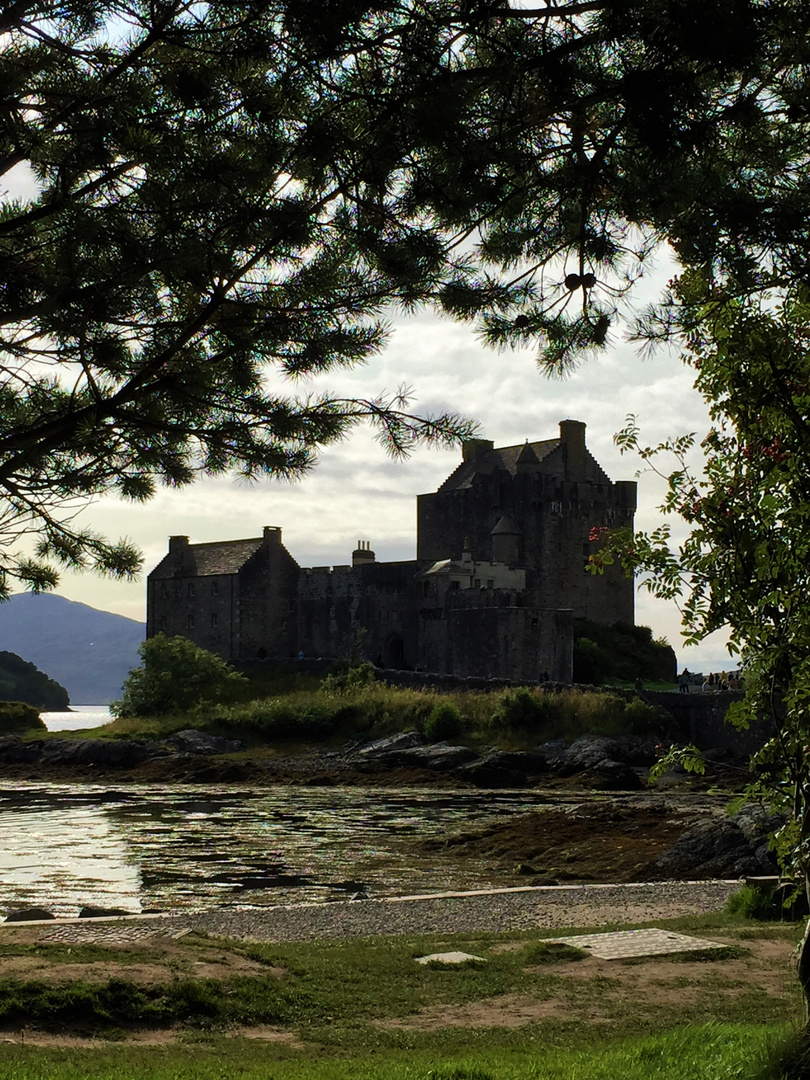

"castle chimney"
[559,419,587,481]
[168,535,189,554]
[461,437,494,463]
[352,540,376,566]
[263,526,282,544]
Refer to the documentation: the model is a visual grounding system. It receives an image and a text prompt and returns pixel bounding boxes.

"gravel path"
[183,880,742,943]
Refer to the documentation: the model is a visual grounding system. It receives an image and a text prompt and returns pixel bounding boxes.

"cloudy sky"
[4,157,732,673]
[47,280,732,673]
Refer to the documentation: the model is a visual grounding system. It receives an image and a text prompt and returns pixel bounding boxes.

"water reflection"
[0,784,546,917]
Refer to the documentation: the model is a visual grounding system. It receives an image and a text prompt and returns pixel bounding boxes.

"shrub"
[490,687,546,732]
[0,700,45,733]
[423,702,463,741]
[111,634,248,718]
[725,884,782,921]
[320,662,376,694]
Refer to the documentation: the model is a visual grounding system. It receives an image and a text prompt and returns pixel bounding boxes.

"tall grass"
[102,672,667,750]
[0,1022,792,1079]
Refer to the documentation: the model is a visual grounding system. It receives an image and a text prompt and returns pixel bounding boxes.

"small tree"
[589,290,810,1023]
[111,634,247,718]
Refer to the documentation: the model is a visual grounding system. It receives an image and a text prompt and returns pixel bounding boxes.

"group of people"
[677,669,743,693]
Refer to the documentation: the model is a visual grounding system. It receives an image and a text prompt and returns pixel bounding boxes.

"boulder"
[0,736,43,763]
[355,731,423,756]
[372,743,479,771]
[39,738,158,768]
[645,815,779,880]
[165,729,243,755]
[454,750,549,787]
[575,761,645,791]
[5,907,55,922]
[548,735,655,777]
[78,905,129,919]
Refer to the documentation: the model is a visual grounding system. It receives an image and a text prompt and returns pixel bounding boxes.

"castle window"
[449,580,460,590]
[210,613,218,629]
[159,615,167,630]
[211,580,218,597]
[487,579,494,589]
[187,614,195,629]
[188,582,195,598]
[160,582,169,599]
[474,578,481,588]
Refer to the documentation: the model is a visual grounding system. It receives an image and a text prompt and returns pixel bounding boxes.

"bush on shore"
[0,700,45,733]
[107,659,666,749]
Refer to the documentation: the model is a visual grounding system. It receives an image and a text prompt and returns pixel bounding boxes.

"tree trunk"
[797,880,810,1026]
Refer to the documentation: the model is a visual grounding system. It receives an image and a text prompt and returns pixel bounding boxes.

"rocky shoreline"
[0,728,732,789]
[0,729,783,891]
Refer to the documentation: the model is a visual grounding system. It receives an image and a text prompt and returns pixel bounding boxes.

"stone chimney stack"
[461,437,494,463]
[263,526,282,545]
[352,540,376,566]
[559,419,587,481]
[168,535,189,554]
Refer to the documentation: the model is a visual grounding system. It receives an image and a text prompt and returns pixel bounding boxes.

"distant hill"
[0,650,69,709]
[0,594,144,704]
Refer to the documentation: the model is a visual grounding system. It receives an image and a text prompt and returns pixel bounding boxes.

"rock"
[377,743,479,771]
[415,951,486,965]
[39,738,159,768]
[645,817,778,880]
[166,729,243,755]
[454,750,549,787]
[0,736,43,763]
[575,761,646,791]
[356,731,423,756]
[549,735,656,776]
[5,907,55,922]
[78,905,129,919]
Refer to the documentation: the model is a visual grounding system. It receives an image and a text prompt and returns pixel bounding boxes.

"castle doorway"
[383,633,406,669]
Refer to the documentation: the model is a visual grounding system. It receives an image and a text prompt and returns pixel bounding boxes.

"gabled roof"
[150,538,264,578]
[438,438,559,492]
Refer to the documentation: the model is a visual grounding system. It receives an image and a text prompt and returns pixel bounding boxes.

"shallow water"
[40,706,112,732]
[0,784,549,918]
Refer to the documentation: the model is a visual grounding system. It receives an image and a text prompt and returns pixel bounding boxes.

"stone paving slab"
[37,923,191,944]
[547,927,727,960]
[415,951,486,965]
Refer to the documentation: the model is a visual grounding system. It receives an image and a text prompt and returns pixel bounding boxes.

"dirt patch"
[379,935,795,1032]
[0,935,283,986]
[414,801,718,883]
[379,992,581,1030]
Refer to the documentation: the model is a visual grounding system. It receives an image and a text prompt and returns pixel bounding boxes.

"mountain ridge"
[0,593,144,704]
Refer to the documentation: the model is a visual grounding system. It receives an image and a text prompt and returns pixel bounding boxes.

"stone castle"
[147,419,637,682]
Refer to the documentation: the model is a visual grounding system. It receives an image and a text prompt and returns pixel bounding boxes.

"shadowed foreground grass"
[0,912,802,1078]
[0,1022,797,1079]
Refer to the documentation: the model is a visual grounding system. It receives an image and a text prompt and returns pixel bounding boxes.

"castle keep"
[147,420,637,682]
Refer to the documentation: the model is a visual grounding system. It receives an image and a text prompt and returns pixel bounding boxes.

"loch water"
[0,783,546,918]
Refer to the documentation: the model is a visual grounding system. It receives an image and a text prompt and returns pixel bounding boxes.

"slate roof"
[150,538,264,578]
[438,438,559,492]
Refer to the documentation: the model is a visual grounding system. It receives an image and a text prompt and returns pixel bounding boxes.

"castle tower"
[491,515,521,565]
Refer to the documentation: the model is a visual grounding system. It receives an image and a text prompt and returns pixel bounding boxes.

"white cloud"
[33,268,731,672]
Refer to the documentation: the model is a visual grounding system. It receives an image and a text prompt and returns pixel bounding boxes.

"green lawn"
[0,912,803,1079]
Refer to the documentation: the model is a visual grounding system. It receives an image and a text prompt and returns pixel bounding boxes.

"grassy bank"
[101,670,668,750]
[0,909,802,1079]
[0,1023,796,1080]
